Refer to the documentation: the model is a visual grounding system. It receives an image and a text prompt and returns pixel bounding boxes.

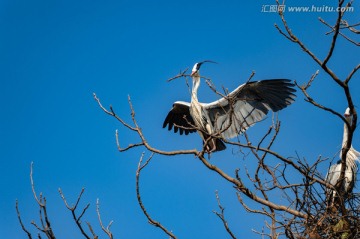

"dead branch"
[213,191,237,239]
[59,188,92,239]
[16,200,33,239]
[29,162,56,239]
[94,93,198,156]
[319,18,360,47]
[96,199,114,239]
[86,222,99,239]
[274,0,343,87]
[136,153,177,239]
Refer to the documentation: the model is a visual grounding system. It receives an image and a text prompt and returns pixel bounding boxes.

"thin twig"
[213,191,237,239]
[136,153,177,239]
[96,199,113,239]
[59,188,91,239]
[16,200,33,239]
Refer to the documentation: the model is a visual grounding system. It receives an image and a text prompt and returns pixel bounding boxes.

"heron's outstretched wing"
[163,101,197,135]
[203,79,296,139]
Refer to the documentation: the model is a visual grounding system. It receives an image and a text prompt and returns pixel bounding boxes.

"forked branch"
[136,153,177,239]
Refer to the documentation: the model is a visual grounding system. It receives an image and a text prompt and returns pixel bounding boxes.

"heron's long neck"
[341,119,360,166]
[342,121,349,148]
[191,77,200,103]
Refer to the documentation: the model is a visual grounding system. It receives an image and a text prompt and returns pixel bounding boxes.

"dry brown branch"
[30,162,45,207]
[167,67,212,82]
[319,18,360,47]
[295,81,348,125]
[197,153,307,218]
[59,188,92,239]
[227,139,331,189]
[345,63,360,84]
[322,0,345,66]
[97,94,198,156]
[213,191,237,239]
[29,162,56,239]
[96,199,113,239]
[18,163,113,239]
[16,200,33,239]
[136,153,177,239]
[303,70,319,91]
[275,0,343,87]
[115,129,144,152]
[86,222,99,239]
[342,20,360,33]
[167,67,189,82]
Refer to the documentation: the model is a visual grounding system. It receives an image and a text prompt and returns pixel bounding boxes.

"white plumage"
[163,61,296,152]
[326,107,360,204]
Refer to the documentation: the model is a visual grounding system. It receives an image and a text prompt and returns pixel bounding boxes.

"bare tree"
[16,162,113,239]
[92,0,359,238]
[17,0,359,238]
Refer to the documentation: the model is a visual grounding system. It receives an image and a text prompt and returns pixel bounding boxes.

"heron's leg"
[205,124,216,152]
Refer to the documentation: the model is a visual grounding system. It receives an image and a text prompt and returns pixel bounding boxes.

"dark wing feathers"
[203,79,296,139]
[162,101,197,136]
[238,79,296,112]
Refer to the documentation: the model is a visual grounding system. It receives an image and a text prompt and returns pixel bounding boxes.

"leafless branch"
[295,81,348,124]
[275,0,343,87]
[28,162,56,239]
[342,20,360,33]
[94,93,198,156]
[322,0,345,66]
[59,188,92,239]
[213,191,237,239]
[345,63,360,84]
[115,129,144,152]
[86,222,99,239]
[136,153,177,239]
[96,199,113,239]
[320,17,360,47]
[167,67,212,82]
[16,200,33,239]
[30,162,44,207]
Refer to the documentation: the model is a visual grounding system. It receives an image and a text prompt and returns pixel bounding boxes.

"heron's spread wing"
[203,79,296,139]
[163,101,197,135]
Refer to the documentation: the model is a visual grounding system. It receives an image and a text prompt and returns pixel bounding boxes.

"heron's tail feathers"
[214,138,226,152]
[203,137,226,152]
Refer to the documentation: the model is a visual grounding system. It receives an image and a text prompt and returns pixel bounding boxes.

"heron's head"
[344,107,351,118]
[190,62,202,77]
[344,107,356,124]
[190,60,217,77]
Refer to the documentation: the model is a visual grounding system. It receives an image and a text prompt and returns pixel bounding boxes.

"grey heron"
[326,107,360,204]
[163,61,296,153]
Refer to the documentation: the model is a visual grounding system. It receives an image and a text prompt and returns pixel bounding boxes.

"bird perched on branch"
[163,61,296,153]
[326,107,360,205]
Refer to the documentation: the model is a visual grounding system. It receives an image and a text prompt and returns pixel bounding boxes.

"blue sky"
[1,0,359,238]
